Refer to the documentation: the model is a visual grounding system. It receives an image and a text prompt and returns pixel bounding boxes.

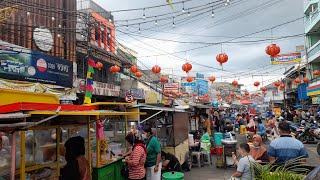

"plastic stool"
[201,151,212,166]
[191,151,202,168]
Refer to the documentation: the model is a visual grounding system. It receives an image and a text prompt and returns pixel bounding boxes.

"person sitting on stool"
[161,151,182,172]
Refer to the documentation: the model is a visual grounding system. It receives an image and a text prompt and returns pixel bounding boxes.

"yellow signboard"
[145,91,158,104]
[312,96,319,104]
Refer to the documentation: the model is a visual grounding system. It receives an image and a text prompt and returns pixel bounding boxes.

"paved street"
[184,144,320,180]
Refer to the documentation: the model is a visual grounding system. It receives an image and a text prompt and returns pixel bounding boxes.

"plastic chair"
[201,151,212,166]
[190,151,202,168]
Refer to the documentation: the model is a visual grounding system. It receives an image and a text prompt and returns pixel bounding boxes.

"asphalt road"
[184,142,319,180]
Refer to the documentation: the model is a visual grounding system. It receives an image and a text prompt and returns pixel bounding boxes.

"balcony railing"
[308,40,320,60]
[305,8,319,30]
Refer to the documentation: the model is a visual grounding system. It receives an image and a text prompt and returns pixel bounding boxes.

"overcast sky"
[92,0,305,91]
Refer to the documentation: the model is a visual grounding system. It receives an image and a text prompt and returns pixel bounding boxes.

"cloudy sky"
[92,0,305,91]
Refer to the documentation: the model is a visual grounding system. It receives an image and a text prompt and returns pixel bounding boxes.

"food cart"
[0,89,144,180]
[128,104,190,165]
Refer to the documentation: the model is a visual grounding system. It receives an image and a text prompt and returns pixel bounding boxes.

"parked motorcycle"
[297,123,320,144]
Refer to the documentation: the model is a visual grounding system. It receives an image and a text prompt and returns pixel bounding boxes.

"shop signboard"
[0,41,73,87]
[270,52,301,65]
[312,96,320,104]
[181,77,208,96]
[77,78,120,97]
[121,88,145,99]
[145,91,158,103]
[163,82,179,92]
[307,83,320,96]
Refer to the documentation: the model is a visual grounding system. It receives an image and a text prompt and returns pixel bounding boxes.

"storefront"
[0,89,144,180]
[307,82,320,105]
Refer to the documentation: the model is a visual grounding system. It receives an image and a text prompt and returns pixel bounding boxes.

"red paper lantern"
[216,93,220,97]
[135,71,142,78]
[182,62,192,73]
[110,65,120,73]
[130,65,139,73]
[303,78,309,83]
[265,44,280,57]
[186,77,193,82]
[232,80,238,87]
[274,81,281,87]
[254,81,260,87]
[216,53,228,66]
[313,70,320,76]
[245,92,249,96]
[204,94,209,97]
[152,65,161,74]
[209,76,216,82]
[294,78,301,84]
[261,87,267,92]
[193,93,197,96]
[160,76,168,83]
[280,84,285,89]
[272,90,275,94]
[230,92,235,97]
[96,62,103,70]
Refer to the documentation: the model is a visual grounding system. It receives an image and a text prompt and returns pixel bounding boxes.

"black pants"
[129,177,145,180]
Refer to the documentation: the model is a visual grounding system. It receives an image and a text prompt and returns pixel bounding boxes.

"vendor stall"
[129,104,190,165]
[0,89,144,180]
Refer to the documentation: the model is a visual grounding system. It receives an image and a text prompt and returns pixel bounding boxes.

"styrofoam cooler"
[188,134,194,145]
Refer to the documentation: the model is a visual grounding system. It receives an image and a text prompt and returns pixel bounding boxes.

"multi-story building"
[304,0,320,105]
[75,0,132,103]
[0,0,77,101]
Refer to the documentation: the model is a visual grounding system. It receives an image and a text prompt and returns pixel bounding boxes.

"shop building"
[0,0,77,101]
[304,0,320,105]
[75,0,131,104]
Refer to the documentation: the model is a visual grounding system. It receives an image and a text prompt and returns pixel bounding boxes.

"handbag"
[121,164,129,178]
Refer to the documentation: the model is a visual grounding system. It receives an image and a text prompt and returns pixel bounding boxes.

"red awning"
[240,99,252,105]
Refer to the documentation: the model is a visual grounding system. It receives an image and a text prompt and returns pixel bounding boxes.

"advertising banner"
[76,78,120,97]
[121,89,145,99]
[270,52,301,65]
[181,77,208,96]
[0,41,73,87]
[0,79,76,100]
[145,91,159,103]
[163,82,179,92]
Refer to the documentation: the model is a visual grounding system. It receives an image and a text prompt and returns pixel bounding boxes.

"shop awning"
[25,110,146,116]
[130,104,185,112]
[240,99,252,105]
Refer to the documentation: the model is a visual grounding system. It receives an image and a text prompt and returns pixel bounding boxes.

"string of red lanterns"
[186,77,193,82]
[160,76,167,83]
[130,65,139,73]
[266,44,280,57]
[96,62,103,70]
[216,53,228,66]
[152,65,161,74]
[209,76,216,83]
[135,71,143,78]
[182,62,192,73]
[253,81,260,87]
[110,65,120,73]
[232,80,238,87]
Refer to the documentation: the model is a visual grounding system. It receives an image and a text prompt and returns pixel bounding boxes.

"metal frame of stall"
[128,104,190,165]
[0,89,145,180]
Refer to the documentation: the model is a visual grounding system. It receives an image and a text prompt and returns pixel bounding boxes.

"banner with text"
[76,78,120,97]
[0,41,73,87]
[271,52,302,65]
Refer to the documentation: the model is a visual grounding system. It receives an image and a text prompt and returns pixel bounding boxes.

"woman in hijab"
[124,132,147,180]
[60,136,91,180]
[249,134,269,162]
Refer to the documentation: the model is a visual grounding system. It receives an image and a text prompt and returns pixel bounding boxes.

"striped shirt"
[127,145,146,179]
[268,136,309,163]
